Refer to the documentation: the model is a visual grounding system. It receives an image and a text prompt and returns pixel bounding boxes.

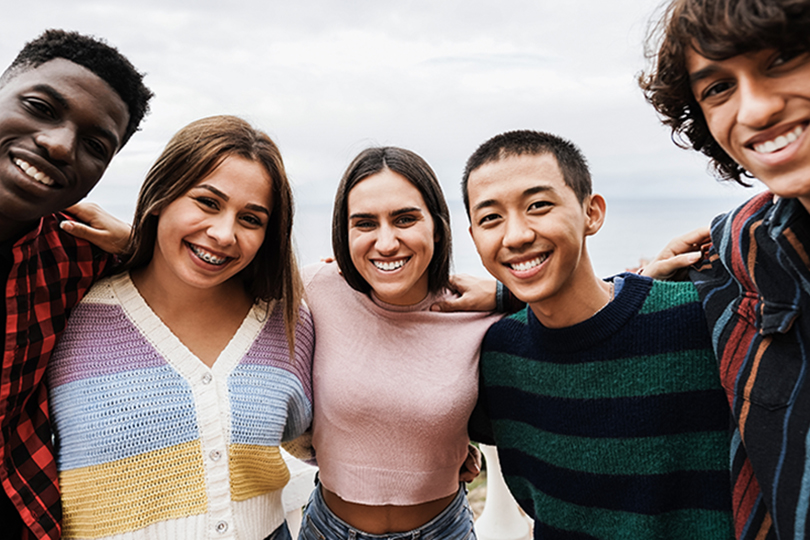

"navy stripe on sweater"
[499,446,732,514]
[486,385,730,437]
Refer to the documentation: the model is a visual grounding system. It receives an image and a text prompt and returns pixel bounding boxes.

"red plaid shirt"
[1,214,112,540]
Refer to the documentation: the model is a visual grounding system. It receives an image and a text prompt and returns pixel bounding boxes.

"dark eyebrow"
[193,184,270,216]
[30,84,122,151]
[471,185,552,213]
[688,65,719,86]
[32,84,69,109]
[350,207,423,220]
[390,206,422,217]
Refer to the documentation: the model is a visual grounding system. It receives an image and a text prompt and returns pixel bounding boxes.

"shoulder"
[24,213,115,275]
[303,261,349,295]
[710,191,774,245]
[482,307,531,350]
[642,279,700,312]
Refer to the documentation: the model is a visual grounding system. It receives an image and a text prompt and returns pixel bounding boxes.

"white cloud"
[2,0,758,271]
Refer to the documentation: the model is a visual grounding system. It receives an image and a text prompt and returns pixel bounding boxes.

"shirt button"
[202,373,213,384]
[210,450,222,461]
[216,521,228,533]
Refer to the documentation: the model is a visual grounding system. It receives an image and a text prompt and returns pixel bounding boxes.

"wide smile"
[505,252,550,274]
[14,157,57,187]
[751,124,805,154]
[187,242,230,266]
[372,257,410,272]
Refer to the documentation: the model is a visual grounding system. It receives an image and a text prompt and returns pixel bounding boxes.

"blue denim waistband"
[299,483,475,540]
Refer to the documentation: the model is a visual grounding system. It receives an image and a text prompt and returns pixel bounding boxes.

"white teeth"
[189,244,227,265]
[753,125,804,154]
[510,254,548,272]
[14,158,55,186]
[373,259,406,271]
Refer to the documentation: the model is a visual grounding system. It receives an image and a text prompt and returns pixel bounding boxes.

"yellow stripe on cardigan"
[59,441,207,539]
[229,444,290,501]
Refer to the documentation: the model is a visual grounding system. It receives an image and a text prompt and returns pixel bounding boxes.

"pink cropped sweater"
[303,262,500,505]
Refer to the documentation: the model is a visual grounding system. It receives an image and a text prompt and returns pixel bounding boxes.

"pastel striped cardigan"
[47,273,314,540]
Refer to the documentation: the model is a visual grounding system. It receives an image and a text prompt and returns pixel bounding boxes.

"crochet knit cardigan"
[48,273,314,540]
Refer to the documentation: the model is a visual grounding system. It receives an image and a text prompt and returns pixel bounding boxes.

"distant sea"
[292,194,758,279]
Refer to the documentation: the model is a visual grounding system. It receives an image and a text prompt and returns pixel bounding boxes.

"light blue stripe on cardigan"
[228,363,312,445]
[51,365,198,470]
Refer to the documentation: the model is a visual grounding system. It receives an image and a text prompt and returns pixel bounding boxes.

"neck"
[0,216,38,243]
[528,252,611,329]
[131,264,251,321]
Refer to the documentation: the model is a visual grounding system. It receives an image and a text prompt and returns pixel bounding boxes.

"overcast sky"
[2,0,759,272]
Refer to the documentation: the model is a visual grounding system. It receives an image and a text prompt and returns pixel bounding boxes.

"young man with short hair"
[465,130,734,539]
[0,30,152,539]
[640,1,810,538]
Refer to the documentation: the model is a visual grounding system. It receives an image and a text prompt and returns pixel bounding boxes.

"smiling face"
[347,168,435,306]
[468,153,604,312]
[687,47,810,209]
[0,58,129,239]
[150,155,273,295]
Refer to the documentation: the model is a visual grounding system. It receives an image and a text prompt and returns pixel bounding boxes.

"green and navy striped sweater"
[473,273,734,539]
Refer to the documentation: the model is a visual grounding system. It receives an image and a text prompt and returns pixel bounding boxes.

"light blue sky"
[2,0,758,273]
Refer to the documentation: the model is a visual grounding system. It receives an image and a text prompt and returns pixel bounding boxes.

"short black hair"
[1,29,153,148]
[462,130,592,216]
[332,147,452,296]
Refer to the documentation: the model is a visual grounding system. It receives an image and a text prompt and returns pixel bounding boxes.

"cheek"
[703,109,733,150]
[347,233,367,268]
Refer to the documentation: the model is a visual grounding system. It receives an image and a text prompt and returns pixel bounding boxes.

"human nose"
[502,214,535,249]
[206,215,237,246]
[375,223,400,254]
[35,125,77,164]
[737,76,785,128]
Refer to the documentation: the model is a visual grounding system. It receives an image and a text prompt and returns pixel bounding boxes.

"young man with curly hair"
[641,1,810,538]
[0,30,152,539]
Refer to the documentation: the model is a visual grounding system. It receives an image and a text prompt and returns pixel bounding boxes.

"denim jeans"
[265,521,292,540]
[298,483,476,540]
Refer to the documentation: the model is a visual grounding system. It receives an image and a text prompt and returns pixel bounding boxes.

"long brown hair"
[122,115,303,349]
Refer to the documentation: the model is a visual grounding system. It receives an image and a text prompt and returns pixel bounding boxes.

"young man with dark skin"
[640,1,810,538]
[464,130,734,539]
[0,30,152,539]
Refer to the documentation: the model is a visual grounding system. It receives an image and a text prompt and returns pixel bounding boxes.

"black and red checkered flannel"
[1,213,112,540]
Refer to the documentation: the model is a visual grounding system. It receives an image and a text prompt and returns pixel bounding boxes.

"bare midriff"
[321,485,457,534]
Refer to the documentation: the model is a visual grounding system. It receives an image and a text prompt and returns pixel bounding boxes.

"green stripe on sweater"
[507,477,733,540]
[494,419,729,474]
[482,349,718,399]
[639,280,700,315]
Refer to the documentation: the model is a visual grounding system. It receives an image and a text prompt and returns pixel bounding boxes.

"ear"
[584,194,606,236]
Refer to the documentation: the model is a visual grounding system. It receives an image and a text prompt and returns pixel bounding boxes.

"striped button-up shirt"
[691,192,810,540]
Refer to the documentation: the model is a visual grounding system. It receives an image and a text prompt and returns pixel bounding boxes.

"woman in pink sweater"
[62,146,499,539]
[298,147,500,540]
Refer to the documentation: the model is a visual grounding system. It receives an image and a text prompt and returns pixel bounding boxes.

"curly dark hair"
[462,129,592,216]
[639,0,810,184]
[1,29,153,148]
